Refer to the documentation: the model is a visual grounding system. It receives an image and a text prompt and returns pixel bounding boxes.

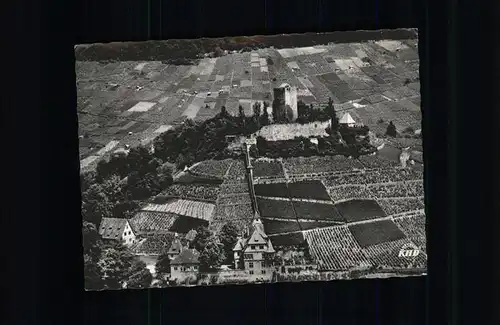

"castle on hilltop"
[273,83,298,122]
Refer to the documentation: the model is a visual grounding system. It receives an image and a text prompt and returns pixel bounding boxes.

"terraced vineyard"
[282,156,364,175]
[293,200,344,222]
[252,159,285,178]
[160,183,220,202]
[256,197,296,219]
[304,226,372,271]
[378,198,424,215]
[130,233,175,255]
[393,214,426,250]
[362,238,427,269]
[190,159,234,179]
[288,180,331,201]
[217,194,252,205]
[250,151,425,275]
[211,165,254,233]
[255,182,289,197]
[224,160,247,183]
[219,182,249,195]
[269,232,306,247]
[349,219,406,248]
[142,199,215,221]
[334,199,386,222]
[129,211,178,234]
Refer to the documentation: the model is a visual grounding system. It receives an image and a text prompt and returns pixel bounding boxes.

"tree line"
[81,147,175,290]
[83,221,153,290]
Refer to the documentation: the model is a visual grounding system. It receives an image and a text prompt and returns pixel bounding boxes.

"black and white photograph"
[77,29,426,290]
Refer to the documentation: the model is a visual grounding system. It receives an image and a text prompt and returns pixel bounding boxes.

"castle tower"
[273,83,298,122]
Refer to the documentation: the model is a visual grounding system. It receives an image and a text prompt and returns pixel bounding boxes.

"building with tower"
[232,139,276,275]
[232,215,276,275]
[273,83,298,122]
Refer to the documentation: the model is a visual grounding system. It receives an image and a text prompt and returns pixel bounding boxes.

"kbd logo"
[398,243,420,258]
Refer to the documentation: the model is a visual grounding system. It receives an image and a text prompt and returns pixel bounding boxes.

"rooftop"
[168,238,183,254]
[98,218,128,240]
[171,248,200,265]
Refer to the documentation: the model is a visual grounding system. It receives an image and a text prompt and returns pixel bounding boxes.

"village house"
[167,235,183,260]
[233,217,276,276]
[170,248,200,282]
[164,234,201,282]
[98,217,136,246]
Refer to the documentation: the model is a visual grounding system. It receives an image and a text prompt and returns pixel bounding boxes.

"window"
[244,254,253,260]
[249,262,254,268]
[259,245,264,250]
[249,270,254,275]
[261,270,266,274]
[174,267,178,271]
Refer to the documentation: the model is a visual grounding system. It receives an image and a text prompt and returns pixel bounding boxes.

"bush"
[213,46,224,57]
[385,121,397,137]
[403,126,415,134]
[184,275,198,286]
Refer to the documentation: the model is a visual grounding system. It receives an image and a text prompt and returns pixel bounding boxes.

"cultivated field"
[246,154,426,272]
[76,36,420,171]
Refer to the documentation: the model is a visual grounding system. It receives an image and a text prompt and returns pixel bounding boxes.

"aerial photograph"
[77,29,426,290]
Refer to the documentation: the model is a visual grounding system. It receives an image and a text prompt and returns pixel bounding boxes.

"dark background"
[4,0,495,324]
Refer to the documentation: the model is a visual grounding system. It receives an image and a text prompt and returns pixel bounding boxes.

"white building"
[170,249,200,282]
[339,112,357,127]
[98,218,137,246]
[233,216,276,275]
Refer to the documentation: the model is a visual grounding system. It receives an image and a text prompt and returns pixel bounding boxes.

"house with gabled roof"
[170,248,200,281]
[233,215,275,276]
[167,234,183,260]
[98,217,136,246]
